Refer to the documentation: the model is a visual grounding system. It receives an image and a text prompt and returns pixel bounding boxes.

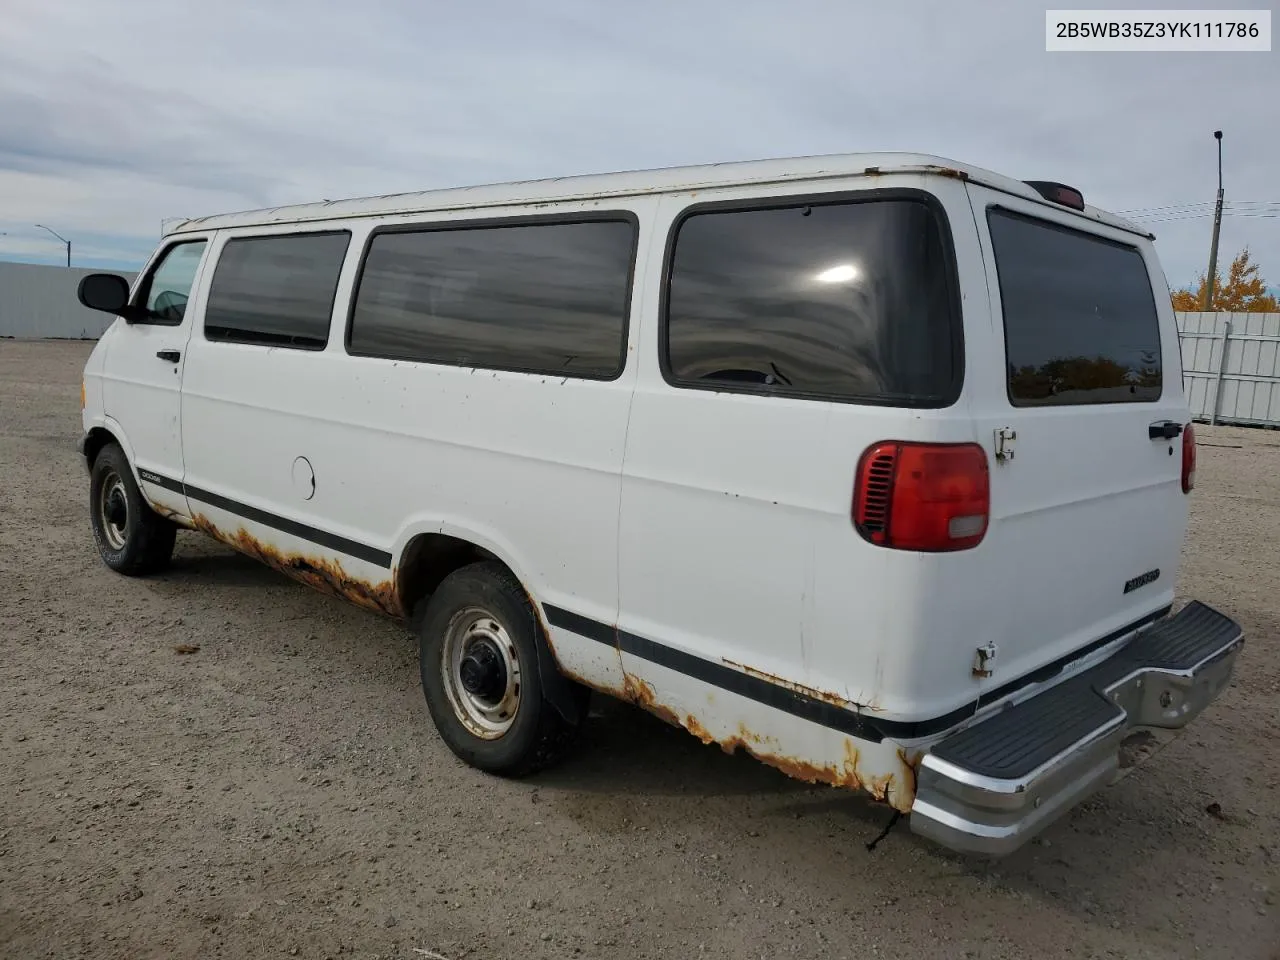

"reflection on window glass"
[205,232,350,349]
[348,219,635,378]
[665,198,959,405]
[142,241,206,323]
[988,209,1162,406]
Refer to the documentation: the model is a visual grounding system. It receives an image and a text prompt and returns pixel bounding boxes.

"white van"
[75,153,1243,856]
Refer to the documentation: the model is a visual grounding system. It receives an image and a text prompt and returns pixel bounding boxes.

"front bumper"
[910,601,1243,857]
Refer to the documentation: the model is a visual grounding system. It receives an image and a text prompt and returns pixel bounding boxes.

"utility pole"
[1203,130,1224,311]
[35,224,71,267]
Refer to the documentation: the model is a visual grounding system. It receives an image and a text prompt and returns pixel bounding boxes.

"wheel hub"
[97,472,130,551]
[105,488,128,528]
[441,610,522,740]
[459,639,506,701]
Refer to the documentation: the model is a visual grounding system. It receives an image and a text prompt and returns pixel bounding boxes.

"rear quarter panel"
[616,174,990,727]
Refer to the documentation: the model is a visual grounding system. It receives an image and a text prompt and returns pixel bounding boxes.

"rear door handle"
[1149,420,1183,440]
[156,349,181,363]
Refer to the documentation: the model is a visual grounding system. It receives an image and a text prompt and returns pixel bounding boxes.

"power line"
[1126,203,1279,212]
[1120,199,1280,208]
[1131,216,1280,224]
[1119,200,1280,216]
[1117,202,1214,214]
[1123,208,1280,224]
[1133,212,1280,221]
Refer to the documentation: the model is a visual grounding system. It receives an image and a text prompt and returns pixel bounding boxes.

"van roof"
[169,151,1153,239]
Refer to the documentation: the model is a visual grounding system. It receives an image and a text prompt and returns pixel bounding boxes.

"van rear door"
[963,184,1190,694]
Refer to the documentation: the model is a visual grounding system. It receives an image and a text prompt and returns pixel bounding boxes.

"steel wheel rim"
[97,470,129,551]
[441,607,521,739]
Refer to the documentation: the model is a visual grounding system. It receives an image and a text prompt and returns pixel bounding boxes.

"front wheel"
[417,561,584,776]
[88,443,177,575]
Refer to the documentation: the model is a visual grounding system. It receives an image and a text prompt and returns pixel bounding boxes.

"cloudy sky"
[1,0,1276,289]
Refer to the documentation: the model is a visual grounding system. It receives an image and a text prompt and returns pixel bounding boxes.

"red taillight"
[1182,422,1196,493]
[853,442,990,551]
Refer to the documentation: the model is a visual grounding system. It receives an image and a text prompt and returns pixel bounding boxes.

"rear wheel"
[88,443,177,575]
[417,561,583,776]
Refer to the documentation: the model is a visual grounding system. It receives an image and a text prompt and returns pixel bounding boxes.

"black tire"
[88,443,177,576]
[417,561,583,776]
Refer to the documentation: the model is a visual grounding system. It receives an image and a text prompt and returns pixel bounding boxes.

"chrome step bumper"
[910,601,1244,857]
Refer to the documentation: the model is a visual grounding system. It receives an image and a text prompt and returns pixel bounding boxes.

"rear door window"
[664,194,961,407]
[988,208,1162,406]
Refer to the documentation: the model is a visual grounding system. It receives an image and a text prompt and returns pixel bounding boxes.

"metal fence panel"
[1176,311,1280,427]
[0,261,137,340]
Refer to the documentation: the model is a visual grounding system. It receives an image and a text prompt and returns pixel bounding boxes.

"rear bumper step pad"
[909,601,1243,856]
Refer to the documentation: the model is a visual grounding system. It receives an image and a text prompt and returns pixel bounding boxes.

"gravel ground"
[2,339,1278,960]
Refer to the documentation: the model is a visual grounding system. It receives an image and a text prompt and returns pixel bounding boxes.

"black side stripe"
[138,469,184,494]
[545,603,893,741]
[137,470,392,569]
[136,467,1170,741]
[619,626,894,740]
[543,605,616,646]
[543,603,1173,743]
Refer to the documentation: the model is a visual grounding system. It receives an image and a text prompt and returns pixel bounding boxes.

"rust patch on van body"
[622,675,683,729]
[741,736,918,810]
[191,514,402,619]
[619,673,918,812]
[700,717,917,810]
[706,735,869,793]
[757,739,866,792]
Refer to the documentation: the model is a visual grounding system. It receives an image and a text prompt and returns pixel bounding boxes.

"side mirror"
[77,273,132,316]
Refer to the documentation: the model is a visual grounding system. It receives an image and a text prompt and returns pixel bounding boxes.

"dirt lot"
[2,339,1278,960]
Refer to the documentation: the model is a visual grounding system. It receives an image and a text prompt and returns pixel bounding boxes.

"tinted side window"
[348,218,635,379]
[134,241,207,325]
[988,209,1162,406]
[205,232,351,349]
[664,197,960,406]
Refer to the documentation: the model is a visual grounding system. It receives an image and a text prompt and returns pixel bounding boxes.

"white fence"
[0,260,137,339]
[1176,312,1280,428]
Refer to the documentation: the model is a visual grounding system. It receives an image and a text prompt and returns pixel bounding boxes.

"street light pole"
[34,224,71,267]
[1203,131,1225,311]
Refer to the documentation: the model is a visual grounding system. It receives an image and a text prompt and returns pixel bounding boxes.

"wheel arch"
[391,519,585,726]
[391,519,543,622]
[82,424,120,469]
[80,416,138,475]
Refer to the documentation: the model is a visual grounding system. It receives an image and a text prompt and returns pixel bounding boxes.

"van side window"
[204,232,351,349]
[987,209,1162,406]
[663,196,960,407]
[347,217,635,379]
[133,241,207,325]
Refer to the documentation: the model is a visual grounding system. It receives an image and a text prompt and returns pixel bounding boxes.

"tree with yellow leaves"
[1171,248,1279,312]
